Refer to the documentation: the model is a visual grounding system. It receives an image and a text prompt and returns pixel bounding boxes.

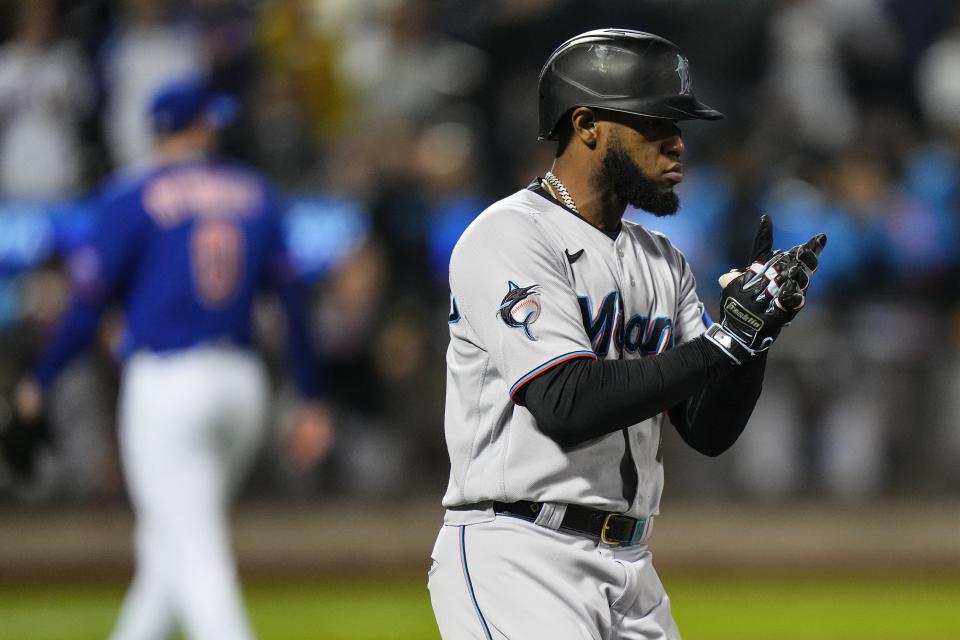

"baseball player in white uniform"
[428,30,825,639]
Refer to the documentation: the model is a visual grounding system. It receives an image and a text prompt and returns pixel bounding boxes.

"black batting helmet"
[538,28,723,141]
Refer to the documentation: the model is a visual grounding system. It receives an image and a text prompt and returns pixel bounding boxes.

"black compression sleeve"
[520,336,735,447]
[668,352,767,456]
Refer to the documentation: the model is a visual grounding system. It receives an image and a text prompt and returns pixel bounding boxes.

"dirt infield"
[1,498,958,581]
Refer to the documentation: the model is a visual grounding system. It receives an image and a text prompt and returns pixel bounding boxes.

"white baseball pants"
[109,346,269,640]
[429,514,680,640]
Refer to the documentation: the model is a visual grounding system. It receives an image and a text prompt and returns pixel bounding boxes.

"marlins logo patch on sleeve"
[499,281,541,341]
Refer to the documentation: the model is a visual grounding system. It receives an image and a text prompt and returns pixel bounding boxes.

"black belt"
[492,501,647,546]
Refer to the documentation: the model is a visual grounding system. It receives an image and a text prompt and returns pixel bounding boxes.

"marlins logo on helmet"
[499,281,541,341]
[675,54,692,95]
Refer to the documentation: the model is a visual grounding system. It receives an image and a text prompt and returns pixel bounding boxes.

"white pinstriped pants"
[109,347,268,640]
[428,515,680,640]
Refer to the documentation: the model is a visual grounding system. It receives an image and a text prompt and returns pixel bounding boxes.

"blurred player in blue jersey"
[15,77,333,640]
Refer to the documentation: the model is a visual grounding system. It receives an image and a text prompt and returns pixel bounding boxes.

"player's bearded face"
[597,134,680,217]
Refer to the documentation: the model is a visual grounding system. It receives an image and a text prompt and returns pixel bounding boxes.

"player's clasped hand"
[705,215,826,363]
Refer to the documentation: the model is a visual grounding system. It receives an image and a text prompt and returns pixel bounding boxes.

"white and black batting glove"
[704,215,827,364]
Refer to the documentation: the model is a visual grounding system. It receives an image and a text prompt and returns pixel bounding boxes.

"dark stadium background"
[0,1,958,638]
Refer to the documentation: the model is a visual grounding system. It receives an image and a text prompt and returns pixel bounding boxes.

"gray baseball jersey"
[442,183,709,520]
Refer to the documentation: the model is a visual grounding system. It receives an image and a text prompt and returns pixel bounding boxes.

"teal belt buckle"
[600,514,646,546]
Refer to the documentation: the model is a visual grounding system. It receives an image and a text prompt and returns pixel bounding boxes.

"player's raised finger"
[804,233,827,258]
[750,214,774,263]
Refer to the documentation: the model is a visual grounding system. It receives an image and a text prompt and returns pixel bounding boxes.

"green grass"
[0,579,436,640]
[667,578,960,640]
[2,577,959,639]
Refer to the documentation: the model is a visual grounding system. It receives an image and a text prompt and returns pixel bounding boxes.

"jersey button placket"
[615,243,634,287]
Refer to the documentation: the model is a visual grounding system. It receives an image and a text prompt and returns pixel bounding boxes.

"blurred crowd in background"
[0,0,959,507]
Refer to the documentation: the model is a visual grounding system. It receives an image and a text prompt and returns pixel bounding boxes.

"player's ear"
[570,107,599,149]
